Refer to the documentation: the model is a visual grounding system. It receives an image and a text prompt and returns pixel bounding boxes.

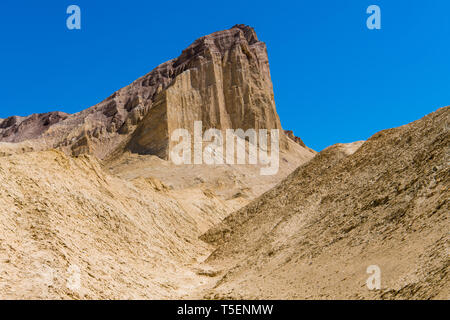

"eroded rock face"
[0,25,306,160]
[200,106,450,300]
[284,130,307,148]
[0,112,69,143]
[127,24,286,159]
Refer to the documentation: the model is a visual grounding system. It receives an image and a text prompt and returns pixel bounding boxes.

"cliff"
[0,25,309,161]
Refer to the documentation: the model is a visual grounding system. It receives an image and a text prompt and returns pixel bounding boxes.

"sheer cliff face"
[127,25,283,158]
[200,107,449,300]
[0,25,295,160]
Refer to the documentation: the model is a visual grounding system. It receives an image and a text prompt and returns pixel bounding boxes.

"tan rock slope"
[0,24,447,300]
[200,107,449,300]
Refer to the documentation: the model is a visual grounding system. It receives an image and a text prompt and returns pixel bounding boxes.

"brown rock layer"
[0,112,68,143]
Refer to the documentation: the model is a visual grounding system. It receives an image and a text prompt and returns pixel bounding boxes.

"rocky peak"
[175,24,260,62]
[0,25,310,160]
[125,24,287,159]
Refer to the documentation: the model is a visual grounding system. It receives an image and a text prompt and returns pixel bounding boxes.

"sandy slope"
[0,150,235,299]
[0,108,448,300]
[199,107,449,299]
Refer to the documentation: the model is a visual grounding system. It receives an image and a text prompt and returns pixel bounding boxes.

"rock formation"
[0,24,315,204]
[0,24,447,300]
[0,25,304,161]
[284,130,307,148]
[199,106,449,300]
[126,24,286,159]
[0,25,316,299]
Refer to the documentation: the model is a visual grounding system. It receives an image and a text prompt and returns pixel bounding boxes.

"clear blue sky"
[0,0,449,150]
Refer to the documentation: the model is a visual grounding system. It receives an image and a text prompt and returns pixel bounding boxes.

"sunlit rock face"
[127,24,286,159]
[0,25,304,161]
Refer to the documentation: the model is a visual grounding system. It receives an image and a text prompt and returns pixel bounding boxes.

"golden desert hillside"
[0,25,448,300]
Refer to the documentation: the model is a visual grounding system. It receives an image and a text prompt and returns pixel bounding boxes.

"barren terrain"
[0,25,448,300]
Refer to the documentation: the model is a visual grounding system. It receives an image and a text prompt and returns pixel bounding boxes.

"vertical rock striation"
[0,25,310,160]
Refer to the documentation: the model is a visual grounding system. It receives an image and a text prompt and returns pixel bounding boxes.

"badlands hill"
[200,106,449,300]
[0,24,448,300]
[0,150,232,299]
[0,25,314,299]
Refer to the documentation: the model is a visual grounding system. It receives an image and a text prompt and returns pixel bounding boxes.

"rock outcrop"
[284,130,307,148]
[0,112,68,143]
[0,25,308,161]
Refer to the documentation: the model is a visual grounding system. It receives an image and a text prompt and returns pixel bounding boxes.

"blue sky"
[0,0,449,150]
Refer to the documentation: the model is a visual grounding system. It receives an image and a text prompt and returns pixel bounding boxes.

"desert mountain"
[0,25,314,299]
[0,25,447,300]
[0,24,308,160]
[0,24,314,201]
[199,106,449,299]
